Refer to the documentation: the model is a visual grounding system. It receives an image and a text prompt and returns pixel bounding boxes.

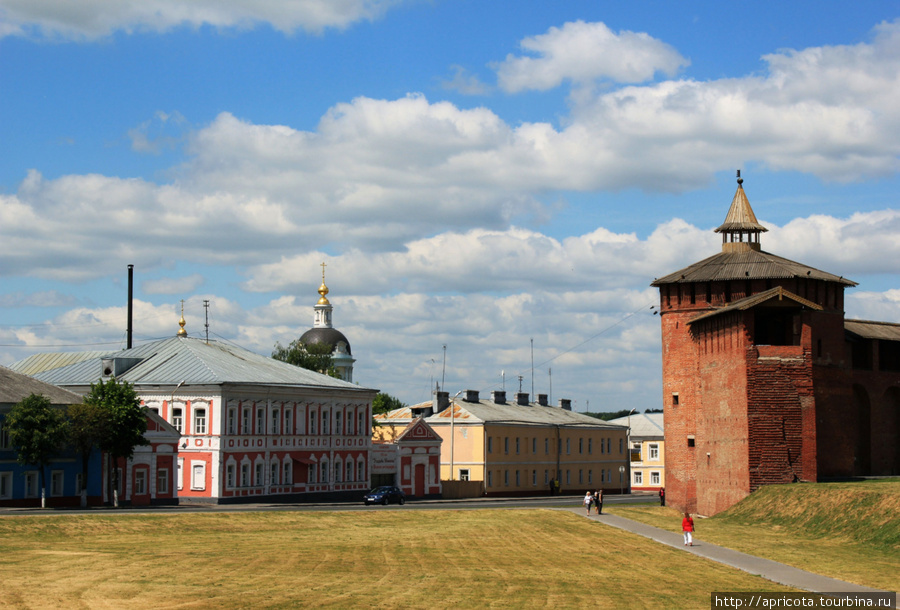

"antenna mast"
[203,299,210,344]
[441,344,447,392]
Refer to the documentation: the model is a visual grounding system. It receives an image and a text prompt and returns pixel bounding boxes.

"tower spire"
[714,169,767,252]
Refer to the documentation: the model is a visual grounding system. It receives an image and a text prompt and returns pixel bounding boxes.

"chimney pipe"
[433,391,450,413]
[127,264,134,350]
[537,394,548,406]
[516,392,530,406]
[491,390,506,404]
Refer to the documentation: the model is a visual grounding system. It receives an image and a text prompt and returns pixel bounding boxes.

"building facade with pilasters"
[26,333,378,504]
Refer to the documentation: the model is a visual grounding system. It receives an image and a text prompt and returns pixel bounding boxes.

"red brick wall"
[746,343,813,489]
[694,312,751,516]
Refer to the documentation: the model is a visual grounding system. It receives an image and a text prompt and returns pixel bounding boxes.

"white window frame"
[0,471,12,499]
[284,461,292,486]
[226,463,236,489]
[193,408,207,435]
[158,469,169,495]
[284,409,292,435]
[649,443,660,461]
[242,408,251,434]
[633,470,643,486]
[172,407,183,434]
[191,462,206,491]
[256,409,265,435]
[270,461,279,485]
[134,470,147,495]
[241,463,250,487]
[50,470,64,496]
[271,409,280,435]
[459,468,470,482]
[227,408,237,435]
[255,462,264,487]
[24,471,39,497]
[650,471,661,486]
[356,459,364,482]
[177,458,184,490]
[346,460,353,482]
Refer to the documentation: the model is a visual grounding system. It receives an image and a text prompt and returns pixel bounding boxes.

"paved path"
[565,507,894,601]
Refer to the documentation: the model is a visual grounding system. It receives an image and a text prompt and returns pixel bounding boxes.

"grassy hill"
[608,478,900,592]
[716,479,900,552]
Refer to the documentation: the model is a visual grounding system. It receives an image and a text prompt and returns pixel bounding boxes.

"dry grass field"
[0,508,795,609]
[607,479,900,594]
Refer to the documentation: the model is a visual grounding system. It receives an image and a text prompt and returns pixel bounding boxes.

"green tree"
[66,402,107,508]
[84,378,148,507]
[272,340,338,377]
[4,394,68,508]
[372,392,405,415]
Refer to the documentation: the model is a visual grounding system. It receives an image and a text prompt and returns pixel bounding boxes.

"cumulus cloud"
[494,21,689,92]
[0,0,403,39]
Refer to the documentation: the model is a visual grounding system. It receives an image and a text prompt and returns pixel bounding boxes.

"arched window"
[334,458,342,483]
[284,460,292,486]
[320,460,329,483]
[357,459,365,482]
[346,460,354,482]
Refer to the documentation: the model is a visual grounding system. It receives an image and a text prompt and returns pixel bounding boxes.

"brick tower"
[652,172,858,516]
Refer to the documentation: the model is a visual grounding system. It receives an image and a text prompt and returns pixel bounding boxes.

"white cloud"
[494,21,689,92]
[0,0,404,39]
[142,274,205,295]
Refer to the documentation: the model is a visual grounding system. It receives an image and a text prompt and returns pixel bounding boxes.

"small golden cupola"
[317,262,331,306]
[715,170,768,253]
[177,299,188,337]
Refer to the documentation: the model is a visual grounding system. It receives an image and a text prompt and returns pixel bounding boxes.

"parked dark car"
[363,486,406,506]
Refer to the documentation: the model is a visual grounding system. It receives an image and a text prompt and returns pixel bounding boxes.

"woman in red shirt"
[682,513,695,546]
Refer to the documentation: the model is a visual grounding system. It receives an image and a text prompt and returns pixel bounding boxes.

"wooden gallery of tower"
[653,172,900,516]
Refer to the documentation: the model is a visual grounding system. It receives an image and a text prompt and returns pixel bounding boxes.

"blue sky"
[2,0,900,411]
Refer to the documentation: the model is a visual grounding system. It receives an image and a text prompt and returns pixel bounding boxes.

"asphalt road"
[0,492,658,516]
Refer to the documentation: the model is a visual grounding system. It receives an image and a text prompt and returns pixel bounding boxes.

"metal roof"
[607,412,664,438]
[28,336,374,392]
[652,249,857,287]
[9,351,116,377]
[385,398,628,429]
[0,365,84,407]
[845,319,900,342]
[689,286,823,325]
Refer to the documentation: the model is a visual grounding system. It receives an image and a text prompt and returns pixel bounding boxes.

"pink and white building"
[25,333,378,503]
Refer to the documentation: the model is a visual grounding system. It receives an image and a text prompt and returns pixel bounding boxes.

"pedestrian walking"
[596,489,603,514]
[682,512,695,546]
[583,491,593,515]
[659,487,665,507]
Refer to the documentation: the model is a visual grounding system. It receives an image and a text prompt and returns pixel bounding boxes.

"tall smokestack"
[127,264,134,349]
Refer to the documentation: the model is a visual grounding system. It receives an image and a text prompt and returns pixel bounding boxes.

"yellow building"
[376,390,629,496]
[609,412,665,492]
